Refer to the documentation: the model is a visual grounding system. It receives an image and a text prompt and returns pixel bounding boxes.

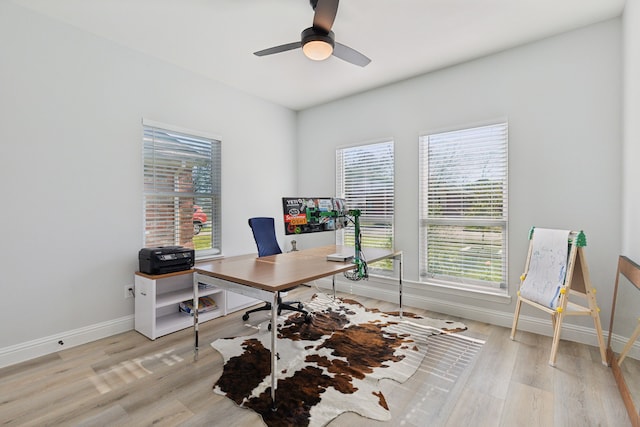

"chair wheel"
[297,303,304,310]
[242,313,249,321]
[304,314,312,324]
[268,323,272,331]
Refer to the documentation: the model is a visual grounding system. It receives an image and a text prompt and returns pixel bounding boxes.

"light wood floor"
[0,287,631,426]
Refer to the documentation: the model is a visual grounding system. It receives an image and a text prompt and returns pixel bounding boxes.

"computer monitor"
[282,197,348,235]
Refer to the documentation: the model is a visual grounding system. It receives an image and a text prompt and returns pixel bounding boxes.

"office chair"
[242,217,308,323]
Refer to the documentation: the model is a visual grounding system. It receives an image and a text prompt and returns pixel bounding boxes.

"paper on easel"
[519,228,571,309]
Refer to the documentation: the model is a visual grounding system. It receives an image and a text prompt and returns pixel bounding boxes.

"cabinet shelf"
[134,270,260,340]
[156,309,223,337]
[156,286,222,308]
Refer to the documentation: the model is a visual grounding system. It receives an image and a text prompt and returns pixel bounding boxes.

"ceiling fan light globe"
[303,40,333,61]
[301,27,335,61]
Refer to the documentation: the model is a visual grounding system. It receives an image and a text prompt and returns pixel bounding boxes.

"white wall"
[0,2,296,362]
[297,19,622,337]
[623,0,640,261]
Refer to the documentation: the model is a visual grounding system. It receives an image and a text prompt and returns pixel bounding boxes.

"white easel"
[510,228,607,367]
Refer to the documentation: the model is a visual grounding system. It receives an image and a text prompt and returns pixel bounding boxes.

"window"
[336,140,394,273]
[419,123,508,289]
[143,120,221,258]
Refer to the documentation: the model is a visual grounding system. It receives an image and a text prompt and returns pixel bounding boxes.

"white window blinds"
[419,123,508,288]
[336,141,394,271]
[143,122,221,257]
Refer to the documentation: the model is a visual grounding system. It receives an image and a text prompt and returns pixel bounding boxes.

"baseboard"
[315,277,609,349]
[0,315,134,369]
[610,332,640,361]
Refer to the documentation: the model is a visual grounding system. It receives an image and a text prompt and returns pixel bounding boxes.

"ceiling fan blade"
[333,42,371,67]
[254,41,302,57]
[312,0,339,33]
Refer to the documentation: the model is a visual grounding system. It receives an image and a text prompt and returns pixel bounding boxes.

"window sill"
[411,279,512,305]
[195,253,224,263]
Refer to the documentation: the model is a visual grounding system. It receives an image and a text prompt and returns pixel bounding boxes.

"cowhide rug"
[211,293,467,427]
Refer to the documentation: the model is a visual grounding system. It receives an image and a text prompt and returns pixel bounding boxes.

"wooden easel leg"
[588,292,608,366]
[510,297,523,340]
[593,312,608,366]
[549,311,563,366]
[575,249,607,365]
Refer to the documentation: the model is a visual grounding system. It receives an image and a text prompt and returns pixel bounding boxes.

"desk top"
[194,245,399,292]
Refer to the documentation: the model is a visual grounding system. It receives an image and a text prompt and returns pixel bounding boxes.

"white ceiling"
[13,0,625,111]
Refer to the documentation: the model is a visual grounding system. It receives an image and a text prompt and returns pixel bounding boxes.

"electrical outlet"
[124,284,134,299]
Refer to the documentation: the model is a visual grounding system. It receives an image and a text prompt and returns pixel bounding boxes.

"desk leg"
[332,275,336,299]
[193,274,199,361]
[399,252,404,318]
[270,291,279,411]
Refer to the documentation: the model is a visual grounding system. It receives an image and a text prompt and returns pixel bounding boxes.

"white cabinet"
[134,270,260,340]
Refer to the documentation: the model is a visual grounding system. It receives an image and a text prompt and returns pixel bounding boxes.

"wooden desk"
[193,244,403,409]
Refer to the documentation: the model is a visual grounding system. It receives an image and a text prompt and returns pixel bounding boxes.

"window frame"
[419,122,508,289]
[142,119,222,259]
[336,139,395,275]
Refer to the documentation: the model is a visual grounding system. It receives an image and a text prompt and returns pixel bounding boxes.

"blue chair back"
[248,217,282,257]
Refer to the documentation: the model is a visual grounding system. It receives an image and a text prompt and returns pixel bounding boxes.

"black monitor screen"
[282,197,348,235]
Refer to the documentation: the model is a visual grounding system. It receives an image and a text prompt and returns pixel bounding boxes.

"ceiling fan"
[253,0,371,67]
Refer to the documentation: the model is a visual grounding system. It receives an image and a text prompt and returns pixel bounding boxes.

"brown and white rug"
[211,293,477,427]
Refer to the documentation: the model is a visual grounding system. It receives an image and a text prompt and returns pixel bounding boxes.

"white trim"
[141,117,222,142]
[0,315,134,369]
[610,332,640,361]
[360,274,512,304]
[418,116,510,140]
[335,136,395,151]
[407,278,511,303]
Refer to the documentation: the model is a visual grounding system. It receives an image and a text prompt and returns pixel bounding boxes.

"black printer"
[138,246,194,275]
